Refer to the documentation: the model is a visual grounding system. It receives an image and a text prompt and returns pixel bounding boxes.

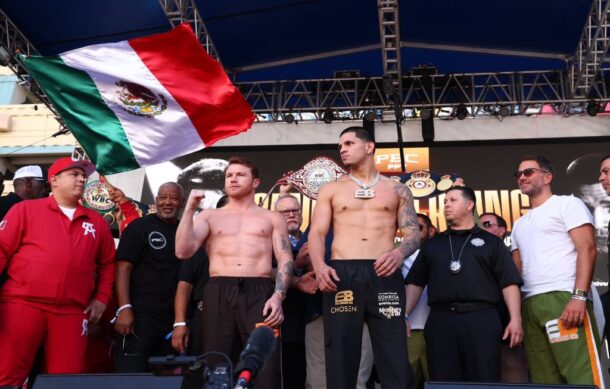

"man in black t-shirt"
[406,186,523,382]
[113,182,186,372]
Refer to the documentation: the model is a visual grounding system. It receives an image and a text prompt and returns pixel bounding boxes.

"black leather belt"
[432,302,493,313]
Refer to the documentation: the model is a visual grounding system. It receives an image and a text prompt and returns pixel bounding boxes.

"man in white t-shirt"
[511,155,603,388]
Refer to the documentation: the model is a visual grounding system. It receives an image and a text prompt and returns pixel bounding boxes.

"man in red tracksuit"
[0,157,116,387]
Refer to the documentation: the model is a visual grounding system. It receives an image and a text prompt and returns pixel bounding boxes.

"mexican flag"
[22,24,254,175]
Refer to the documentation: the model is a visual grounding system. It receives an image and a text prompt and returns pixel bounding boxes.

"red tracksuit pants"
[0,301,89,386]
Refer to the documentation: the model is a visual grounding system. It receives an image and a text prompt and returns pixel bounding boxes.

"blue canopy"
[0,0,591,82]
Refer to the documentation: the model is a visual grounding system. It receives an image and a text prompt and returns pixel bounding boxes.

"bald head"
[155,182,184,223]
[158,182,184,198]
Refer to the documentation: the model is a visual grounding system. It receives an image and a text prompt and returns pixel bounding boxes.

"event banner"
[140,139,609,289]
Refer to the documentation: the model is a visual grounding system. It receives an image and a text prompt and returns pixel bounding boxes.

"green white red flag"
[22,24,254,175]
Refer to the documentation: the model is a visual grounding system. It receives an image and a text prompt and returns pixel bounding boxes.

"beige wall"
[0,104,74,147]
[0,104,76,175]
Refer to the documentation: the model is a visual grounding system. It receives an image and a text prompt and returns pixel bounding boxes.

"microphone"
[234,325,277,389]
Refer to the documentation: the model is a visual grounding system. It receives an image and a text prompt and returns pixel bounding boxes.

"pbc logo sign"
[331,290,357,314]
[148,231,167,249]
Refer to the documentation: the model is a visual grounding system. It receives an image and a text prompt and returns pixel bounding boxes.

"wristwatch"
[573,289,587,297]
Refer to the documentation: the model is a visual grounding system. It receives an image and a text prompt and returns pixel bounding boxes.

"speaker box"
[32,374,197,389]
[421,116,434,142]
[425,381,596,389]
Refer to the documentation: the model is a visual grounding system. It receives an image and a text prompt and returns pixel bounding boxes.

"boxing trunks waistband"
[330,259,375,265]
[208,276,273,285]
[431,302,493,313]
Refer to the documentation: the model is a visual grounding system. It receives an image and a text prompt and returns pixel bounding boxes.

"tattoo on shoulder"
[394,186,415,227]
[393,182,414,203]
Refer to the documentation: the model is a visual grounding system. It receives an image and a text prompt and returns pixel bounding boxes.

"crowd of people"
[0,127,608,389]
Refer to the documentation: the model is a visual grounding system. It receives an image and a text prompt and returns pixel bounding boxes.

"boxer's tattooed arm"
[275,261,294,296]
[395,184,420,258]
[280,234,291,253]
[274,233,294,295]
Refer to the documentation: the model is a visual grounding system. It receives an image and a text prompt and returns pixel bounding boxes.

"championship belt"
[259,156,346,207]
[386,170,460,199]
[83,179,115,212]
[285,156,347,200]
[83,179,148,231]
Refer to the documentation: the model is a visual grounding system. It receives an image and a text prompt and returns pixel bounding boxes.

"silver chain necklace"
[448,232,473,274]
[349,172,380,199]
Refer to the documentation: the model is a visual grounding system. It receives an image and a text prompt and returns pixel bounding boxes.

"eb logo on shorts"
[335,290,354,305]
[331,290,357,314]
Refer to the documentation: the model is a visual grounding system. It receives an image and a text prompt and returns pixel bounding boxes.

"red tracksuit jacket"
[0,196,116,313]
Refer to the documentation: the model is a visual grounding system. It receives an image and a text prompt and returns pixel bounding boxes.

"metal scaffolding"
[2,4,610,125]
[378,0,402,95]
[237,69,610,121]
[0,9,61,118]
[569,0,610,100]
[158,0,221,63]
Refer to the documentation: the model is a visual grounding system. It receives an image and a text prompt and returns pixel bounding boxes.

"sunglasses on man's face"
[513,167,548,179]
[482,221,498,228]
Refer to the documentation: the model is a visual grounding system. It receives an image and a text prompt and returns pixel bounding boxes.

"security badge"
[471,238,485,247]
[449,260,462,274]
[447,233,479,275]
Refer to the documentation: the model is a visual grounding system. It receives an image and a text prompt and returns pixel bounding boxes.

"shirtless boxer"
[309,127,420,389]
[176,156,293,389]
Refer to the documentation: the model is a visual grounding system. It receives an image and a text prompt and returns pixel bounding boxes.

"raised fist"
[186,189,206,211]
